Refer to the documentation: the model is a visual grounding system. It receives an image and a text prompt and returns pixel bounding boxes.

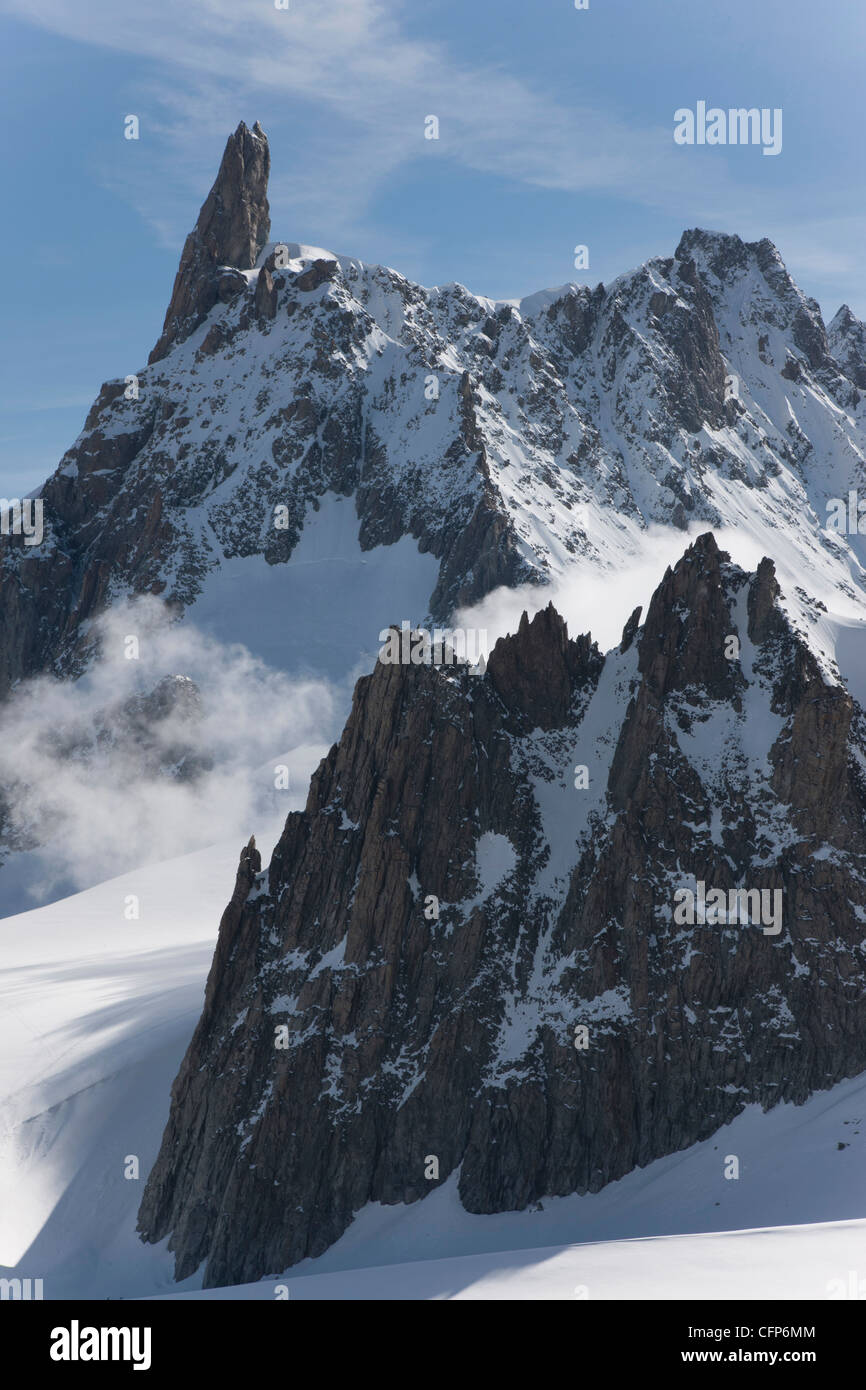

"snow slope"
[1,828,865,1300]
[149,1218,866,1301]
[0,831,280,1296]
[190,490,439,681]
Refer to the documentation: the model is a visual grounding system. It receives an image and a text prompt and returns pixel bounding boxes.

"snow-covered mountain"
[2,121,866,700]
[4,120,866,1300]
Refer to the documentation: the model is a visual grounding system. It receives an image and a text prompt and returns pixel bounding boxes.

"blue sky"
[2,0,864,494]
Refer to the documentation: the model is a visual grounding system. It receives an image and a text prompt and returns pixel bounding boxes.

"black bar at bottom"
[1,1298,855,1375]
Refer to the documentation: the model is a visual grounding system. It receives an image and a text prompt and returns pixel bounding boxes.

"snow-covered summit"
[2,128,866,717]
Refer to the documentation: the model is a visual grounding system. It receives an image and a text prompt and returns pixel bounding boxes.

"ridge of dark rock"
[486,602,602,730]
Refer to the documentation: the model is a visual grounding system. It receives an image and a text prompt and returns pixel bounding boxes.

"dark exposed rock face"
[487,602,602,729]
[664,245,727,431]
[149,121,271,364]
[619,604,642,653]
[138,534,866,1287]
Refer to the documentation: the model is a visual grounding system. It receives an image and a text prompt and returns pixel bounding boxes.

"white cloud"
[455,524,770,656]
[0,597,339,905]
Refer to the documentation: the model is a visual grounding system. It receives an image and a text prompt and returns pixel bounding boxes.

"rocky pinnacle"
[149,121,271,364]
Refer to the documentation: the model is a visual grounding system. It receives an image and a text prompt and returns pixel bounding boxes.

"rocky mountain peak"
[828,303,866,389]
[747,556,783,645]
[674,226,830,368]
[675,226,752,278]
[137,536,866,1287]
[636,531,741,700]
[675,227,792,289]
[486,602,602,730]
[830,304,858,334]
[149,120,271,364]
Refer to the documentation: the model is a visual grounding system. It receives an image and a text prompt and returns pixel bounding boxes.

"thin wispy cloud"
[5,0,738,250]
